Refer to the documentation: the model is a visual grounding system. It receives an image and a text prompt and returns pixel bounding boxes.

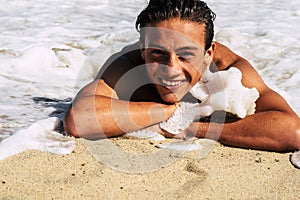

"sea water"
[0,0,299,156]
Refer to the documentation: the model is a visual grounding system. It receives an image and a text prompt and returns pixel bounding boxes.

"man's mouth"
[158,78,186,90]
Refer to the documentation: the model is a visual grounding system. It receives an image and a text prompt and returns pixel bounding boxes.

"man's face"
[141,18,214,103]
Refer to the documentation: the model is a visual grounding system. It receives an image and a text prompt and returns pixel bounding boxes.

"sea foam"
[0,118,74,160]
[159,68,259,135]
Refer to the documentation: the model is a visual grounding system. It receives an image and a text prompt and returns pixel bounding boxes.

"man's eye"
[150,49,165,55]
[178,52,195,60]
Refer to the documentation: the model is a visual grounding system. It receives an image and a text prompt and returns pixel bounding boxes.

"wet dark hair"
[136,0,216,50]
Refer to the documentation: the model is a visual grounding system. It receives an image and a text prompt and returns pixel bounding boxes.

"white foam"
[0,118,75,160]
[291,151,300,169]
[195,67,259,118]
[160,102,200,135]
[160,68,259,135]
[156,137,217,151]
[123,130,165,141]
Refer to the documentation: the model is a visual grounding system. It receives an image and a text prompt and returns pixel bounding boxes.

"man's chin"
[156,85,186,103]
[160,93,181,104]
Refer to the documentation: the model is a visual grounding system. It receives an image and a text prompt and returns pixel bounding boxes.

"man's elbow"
[291,128,300,151]
[286,117,300,151]
[63,106,80,138]
[63,105,113,139]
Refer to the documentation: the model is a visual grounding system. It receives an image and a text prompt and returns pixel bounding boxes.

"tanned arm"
[64,41,300,151]
[187,42,300,152]
[64,48,176,139]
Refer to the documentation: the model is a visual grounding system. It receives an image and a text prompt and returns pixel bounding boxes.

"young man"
[64,0,300,151]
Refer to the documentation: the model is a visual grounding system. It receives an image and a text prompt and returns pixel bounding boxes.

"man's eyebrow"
[176,46,199,51]
[147,43,166,49]
[147,43,200,51]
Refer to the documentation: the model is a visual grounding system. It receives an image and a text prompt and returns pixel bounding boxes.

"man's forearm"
[64,95,176,139]
[191,111,300,151]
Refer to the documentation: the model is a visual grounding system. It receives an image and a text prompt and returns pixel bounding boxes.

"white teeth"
[161,79,182,86]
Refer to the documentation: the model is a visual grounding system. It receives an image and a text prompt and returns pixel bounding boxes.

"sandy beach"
[0,137,299,199]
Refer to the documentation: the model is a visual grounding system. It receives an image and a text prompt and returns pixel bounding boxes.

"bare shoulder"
[213,42,297,115]
[95,42,144,89]
[212,42,265,89]
[212,42,240,71]
[77,79,118,99]
[93,42,159,101]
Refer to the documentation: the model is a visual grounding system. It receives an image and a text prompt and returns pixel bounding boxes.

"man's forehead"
[143,27,205,50]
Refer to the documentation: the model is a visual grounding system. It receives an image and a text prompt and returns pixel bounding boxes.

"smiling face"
[140,18,215,103]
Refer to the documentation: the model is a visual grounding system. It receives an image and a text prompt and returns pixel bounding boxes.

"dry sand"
[0,137,299,199]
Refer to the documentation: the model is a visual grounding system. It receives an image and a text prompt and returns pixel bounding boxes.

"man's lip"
[157,78,186,90]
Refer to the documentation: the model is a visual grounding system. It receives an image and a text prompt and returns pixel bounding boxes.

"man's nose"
[166,53,179,67]
[162,53,182,75]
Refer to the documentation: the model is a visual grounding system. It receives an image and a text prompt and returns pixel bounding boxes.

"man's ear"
[204,42,216,65]
[139,38,145,60]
